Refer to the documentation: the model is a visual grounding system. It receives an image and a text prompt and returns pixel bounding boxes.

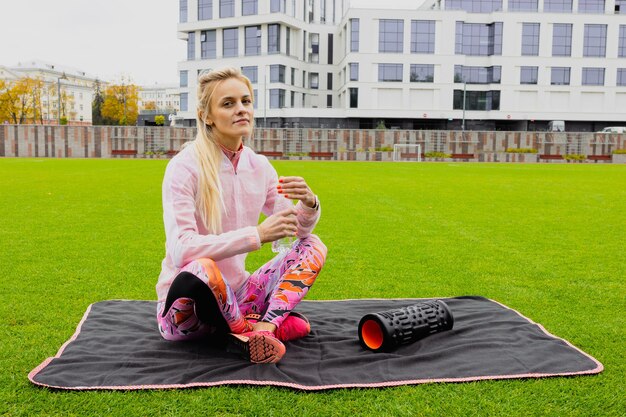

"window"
[291,91,295,107]
[454,65,501,83]
[270,65,286,83]
[551,67,571,85]
[270,89,285,108]
[309,73,319,89]
[180,93,188,111]
[350,19,360,52]
[521,23,540,56]
[552,24,572,56]
[379,20,404,53]
[321,0,326,23]
[453,90,500,110]
[578,0,604,13]
[220,0,234,17]
[198,0,212,20]
[620,26,626,57]
[241,66,258,83]
[446,0,502,12]
[410,64,434,82]
[544,0,572,12]
[180,0,187,23]
[349,63,359,81]
[617,69,626,86]
[286,27,291,56]
[180,70,188,87]
[223,28,238,57]
[201,30,216,59]
[378,64,403,82]
[508,0,538,11]
[327,73,333,90]
[268,24,281,54]
[187,32,195,60]
[455,22,503,56]
[617,0,626,14]
[291,68,295,85]
[242,0,257,15]
[245,26,261,56]
[327,94,332,108]
[582,67,605,86]
[271,0,286,12]
[583,24,607,57]
[349,88,358,108]
[411,20,435,54]
[520,66,538,84]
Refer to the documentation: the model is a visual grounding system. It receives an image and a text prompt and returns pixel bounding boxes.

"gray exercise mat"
[29,296,602,390]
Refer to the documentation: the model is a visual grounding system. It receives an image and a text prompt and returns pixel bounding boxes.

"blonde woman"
[156,68,327,364]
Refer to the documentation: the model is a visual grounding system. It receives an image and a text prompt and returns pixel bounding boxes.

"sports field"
[1,158,624,416]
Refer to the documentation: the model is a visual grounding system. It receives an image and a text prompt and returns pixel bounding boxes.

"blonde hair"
[194,67,254,234]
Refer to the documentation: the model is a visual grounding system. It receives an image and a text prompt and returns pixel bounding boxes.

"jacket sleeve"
[162,160,261,269]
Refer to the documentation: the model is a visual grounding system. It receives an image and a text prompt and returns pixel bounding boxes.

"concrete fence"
[1,125,625,163]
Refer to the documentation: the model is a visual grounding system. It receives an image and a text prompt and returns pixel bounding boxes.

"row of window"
[446,0,626,13]
[181,0,293,22]
[350,19,626,58]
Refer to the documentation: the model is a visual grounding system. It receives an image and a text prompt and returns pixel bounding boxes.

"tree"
[143,101,157,111]
[154,115,165,126]
[101,79,139,125]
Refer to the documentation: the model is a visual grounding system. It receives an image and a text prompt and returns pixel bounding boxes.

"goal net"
[393,144,422,162]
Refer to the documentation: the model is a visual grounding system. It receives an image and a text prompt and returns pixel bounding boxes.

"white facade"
[139,84,181,112]
[176,0,626,129]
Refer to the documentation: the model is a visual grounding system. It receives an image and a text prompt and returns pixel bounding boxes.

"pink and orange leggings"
[156,235,327,341]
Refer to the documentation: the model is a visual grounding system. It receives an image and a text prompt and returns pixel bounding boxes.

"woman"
[156,67,327,364]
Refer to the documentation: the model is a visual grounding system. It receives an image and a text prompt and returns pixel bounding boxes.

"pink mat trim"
[27,298,604,391]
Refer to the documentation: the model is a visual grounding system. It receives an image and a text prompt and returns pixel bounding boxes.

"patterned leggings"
[157,234,327,341]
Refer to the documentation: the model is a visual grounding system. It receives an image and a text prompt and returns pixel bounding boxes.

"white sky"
[1,0,186,86]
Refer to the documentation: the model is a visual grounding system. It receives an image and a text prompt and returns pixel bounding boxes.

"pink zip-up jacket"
[156,142,321,301]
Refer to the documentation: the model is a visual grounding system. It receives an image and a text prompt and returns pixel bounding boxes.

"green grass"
[1,158,624,416]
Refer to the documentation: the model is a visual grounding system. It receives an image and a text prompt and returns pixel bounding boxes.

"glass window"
[620,26,626,57]
[552,24,572,57]
[241,66,258,83]
[268,24,281,54]
[349,88,358,108]
[508,0,538,11]
[270,89,285,108]
[201,30,216,59]
[378,64,403,82]
[270,65,286,83]
[327,73,333,90]
[271,0,286,12]
[582,67,605,86]
[187,32,195,60]
[309,73,319,89]
[454,65,501,83]
[291,91,295,107]
[455,22,503,56]
[291,67,295,86]
[245,26,261,56]
[520,66,538,84]
[180,71,188,87]
[551,67,571,85]
[617,68,626,86]
[446,0,502,12]
[617,0,626,14]
[198,0,212,20]
[453,90,500,110]
[544,0,572,12]
[286,27,291,56]
[350,19,360,52]
[242,0,257,15]
[578,0,604,12]
[379,20,404,53]
[411,20,435,54]
[223,28,238,57]
[410,64,434,82]
[522,23,540,56]
[220,0,234,17]
[321,0,326,23]
[583,24,607,57]
[349,63,359,81]
[180,0,187,23]
[180,93,188,111]
[327,94,332,108]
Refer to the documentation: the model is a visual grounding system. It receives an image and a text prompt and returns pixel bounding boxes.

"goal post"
[393,144,422,162]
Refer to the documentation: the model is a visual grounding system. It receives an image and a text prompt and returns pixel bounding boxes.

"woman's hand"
[257,207,297,244]
[277,176,316,208]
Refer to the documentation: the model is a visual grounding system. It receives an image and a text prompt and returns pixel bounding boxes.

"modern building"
[137,84,181,126]
[2,60,99,125]
[176,0,626,131]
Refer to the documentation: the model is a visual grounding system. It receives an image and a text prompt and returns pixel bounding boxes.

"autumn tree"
[0,76,71,124]
[143,101,157,111]
[101,79,139,125]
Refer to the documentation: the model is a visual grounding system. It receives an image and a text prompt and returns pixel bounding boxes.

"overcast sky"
[1,0,185,86]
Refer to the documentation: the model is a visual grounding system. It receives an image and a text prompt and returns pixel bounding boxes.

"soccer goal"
[393,144,422,162]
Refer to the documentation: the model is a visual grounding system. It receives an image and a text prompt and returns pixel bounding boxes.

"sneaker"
[227,330,286,364]
[275,312,311,342]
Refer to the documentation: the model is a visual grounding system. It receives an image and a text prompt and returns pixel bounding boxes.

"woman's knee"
[300,234,327,264]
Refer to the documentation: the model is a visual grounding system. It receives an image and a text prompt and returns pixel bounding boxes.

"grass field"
[1,158,624,416]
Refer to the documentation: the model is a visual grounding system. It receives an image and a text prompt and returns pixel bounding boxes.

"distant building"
[138,84,180,113]
[3,60,99,125]
[176,0,626,131]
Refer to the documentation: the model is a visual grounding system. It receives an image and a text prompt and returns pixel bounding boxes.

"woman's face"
[207,77,254,146]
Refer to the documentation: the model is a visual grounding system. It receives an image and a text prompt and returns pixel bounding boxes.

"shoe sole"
[227,333,285,364]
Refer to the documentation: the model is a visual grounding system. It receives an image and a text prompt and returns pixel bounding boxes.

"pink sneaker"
[275,312,311,342]
[227,330,286,364]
